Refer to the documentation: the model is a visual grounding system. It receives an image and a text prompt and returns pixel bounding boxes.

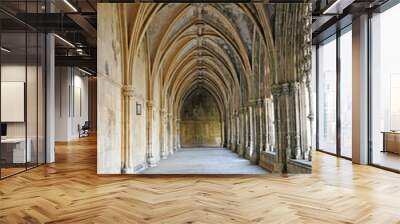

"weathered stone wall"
[131,43,148,171]
[180,88,222,147]
[97,4,123,174]
[151,75,161,162]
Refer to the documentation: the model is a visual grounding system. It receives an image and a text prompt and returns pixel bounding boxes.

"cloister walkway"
[140,148,269,174]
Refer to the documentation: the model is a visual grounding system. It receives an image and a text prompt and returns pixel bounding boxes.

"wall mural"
[97,3,312,174]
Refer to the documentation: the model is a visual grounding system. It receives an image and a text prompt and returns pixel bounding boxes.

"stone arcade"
[97,3,313,174]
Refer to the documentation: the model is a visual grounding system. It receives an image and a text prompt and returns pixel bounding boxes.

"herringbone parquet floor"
[1,135,400,224]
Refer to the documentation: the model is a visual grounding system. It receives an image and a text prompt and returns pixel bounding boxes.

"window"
[0,2,47,179]
[370,3,400,171]
[317,36,337,154]
[339,27,352,158]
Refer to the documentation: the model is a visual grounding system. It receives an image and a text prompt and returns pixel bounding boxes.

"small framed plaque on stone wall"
[136,102,142,115]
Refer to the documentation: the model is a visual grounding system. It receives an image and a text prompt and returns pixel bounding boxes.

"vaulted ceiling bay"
[97,3,312,174]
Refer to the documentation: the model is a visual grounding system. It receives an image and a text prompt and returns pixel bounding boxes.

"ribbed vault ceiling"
[133,3,273,119]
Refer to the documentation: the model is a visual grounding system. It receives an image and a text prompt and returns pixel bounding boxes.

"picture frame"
[136,102,142,115]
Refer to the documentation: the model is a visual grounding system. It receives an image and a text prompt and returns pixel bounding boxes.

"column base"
[273,163,285,174]
[250,150,260,165]
[121,167,130,174]
[147,156,158,167]
[245,146,252,160]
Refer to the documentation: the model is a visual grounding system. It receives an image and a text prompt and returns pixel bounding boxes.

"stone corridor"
[140,148,268,174]
[97,3,313,174]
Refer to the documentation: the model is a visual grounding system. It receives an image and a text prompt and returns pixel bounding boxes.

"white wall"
[1,64,46,163]
[1,65,39,138]
[55,67,89,141]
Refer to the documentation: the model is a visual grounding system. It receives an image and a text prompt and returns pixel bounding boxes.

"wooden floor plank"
[0,135,400,223]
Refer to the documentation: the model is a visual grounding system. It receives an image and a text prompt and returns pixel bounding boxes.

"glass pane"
[27,31,38,169]
[1,31,27,177]
[371,4,400,171]
[312,45,317,150]
[38,33,46,165]
[340,29,352,158]
[318,36,337,154]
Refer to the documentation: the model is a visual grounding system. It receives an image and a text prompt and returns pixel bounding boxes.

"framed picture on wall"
[136,102,142,115]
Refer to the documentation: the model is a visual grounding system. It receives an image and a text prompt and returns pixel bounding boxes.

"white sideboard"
[1,138,32,163]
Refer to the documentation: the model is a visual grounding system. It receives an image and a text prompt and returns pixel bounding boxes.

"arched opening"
[180,87,222,147]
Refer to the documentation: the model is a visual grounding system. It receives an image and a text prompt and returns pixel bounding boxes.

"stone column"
[272,81,311,172]
[160,110,168,159]
[121,85,134,173]
[235,113,240,152]
[304,5,313,161]
[231,113,238,151]
[261,98,269,151]
[258,99,265,152]
[175,118,181,150]
[221,120,226,147]
[251,101,261,164]
[291,82,302,160]
[268,98,276,152]
[305,79,313,161]
[168,113,174,154]
[271,84,289,173]
[246,106,254,160]
[243,109,248,157]
[229,114,234,150]
[146,101,157,167]
[239,108,245,156]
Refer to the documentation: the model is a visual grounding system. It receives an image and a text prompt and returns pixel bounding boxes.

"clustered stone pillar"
[304,5,313,161]
[246,106,254,160]
[235,113,240,153]
[265,98,274,152]
[262,98,268,152]
[271,84,287,173]
[291,82,302,160]
[269,3,312,173]
[221,120,226,147]
[160,109,168,159]
[174,118,181,151]
[250,99,263,164]
[271,81,312,172]
[146,101,156,167]
[305,79,313,161]
[258,99,265,153]
[243,108,250,158]
[230,114,234,149]
[228,114,233,150]
[239,108,246,157]
[168,113,174,154]
[121,85,134,173]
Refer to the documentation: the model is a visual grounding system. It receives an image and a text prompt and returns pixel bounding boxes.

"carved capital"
[248,100,258,106]
[122,85,134,97]
[281,83,290,95]
[256,98,264,107]
[146,101,153,110]
[291,82,300,91]
[271,84,282,97]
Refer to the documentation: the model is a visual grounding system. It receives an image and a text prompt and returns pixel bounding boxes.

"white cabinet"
[1,138,32,163]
